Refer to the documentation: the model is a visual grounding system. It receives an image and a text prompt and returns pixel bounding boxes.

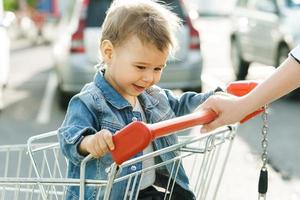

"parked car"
[0,12,11,90]
[53,0,202,107]
[230,0,300,80]
[0,2,15,110]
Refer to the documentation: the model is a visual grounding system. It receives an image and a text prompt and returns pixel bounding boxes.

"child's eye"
[136,66,146,70]
[154,67,163,72]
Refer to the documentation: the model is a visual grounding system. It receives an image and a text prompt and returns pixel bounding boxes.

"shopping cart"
[0,80,266,200]
[0,122,236,200]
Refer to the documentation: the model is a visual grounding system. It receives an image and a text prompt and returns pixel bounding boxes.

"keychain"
[258,105,269,200]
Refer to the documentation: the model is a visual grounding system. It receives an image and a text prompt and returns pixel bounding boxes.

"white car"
[230,0,300,80]
[0,21,10,90]
[0,2,14,110]
[53,0,203,107]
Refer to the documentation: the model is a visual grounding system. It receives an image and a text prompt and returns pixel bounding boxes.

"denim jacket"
[58,71,213,200]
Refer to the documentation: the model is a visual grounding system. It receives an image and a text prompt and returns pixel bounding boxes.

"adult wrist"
[238,96,255,118]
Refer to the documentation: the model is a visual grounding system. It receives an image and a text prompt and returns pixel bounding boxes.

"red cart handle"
[111,110,217,165]
[111,80,264,165]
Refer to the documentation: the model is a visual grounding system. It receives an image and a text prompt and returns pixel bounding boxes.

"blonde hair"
[100,0,181,52]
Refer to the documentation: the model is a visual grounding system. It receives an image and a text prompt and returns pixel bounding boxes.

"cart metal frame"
[0,125,236,200]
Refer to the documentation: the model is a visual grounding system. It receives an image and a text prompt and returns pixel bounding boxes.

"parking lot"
[1,16,300,199]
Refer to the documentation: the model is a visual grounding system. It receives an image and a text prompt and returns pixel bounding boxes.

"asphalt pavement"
[216,128,300,200]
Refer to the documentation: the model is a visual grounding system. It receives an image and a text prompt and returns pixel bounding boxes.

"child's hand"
[79,129,115,158]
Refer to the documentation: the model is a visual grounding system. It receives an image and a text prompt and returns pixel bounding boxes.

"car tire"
[231,39,250,80]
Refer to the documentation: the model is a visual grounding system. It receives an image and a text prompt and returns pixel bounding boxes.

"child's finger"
[102,131,115,150]
[89,133,105,157]
[91,143,103,158]
[97,135,110,155]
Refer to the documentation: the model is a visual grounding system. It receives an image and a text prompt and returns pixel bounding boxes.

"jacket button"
[130,165,137,171]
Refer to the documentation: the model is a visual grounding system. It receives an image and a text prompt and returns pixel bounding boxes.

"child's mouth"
[133,84,145,92]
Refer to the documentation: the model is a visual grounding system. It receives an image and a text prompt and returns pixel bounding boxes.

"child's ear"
[100,40,114,63]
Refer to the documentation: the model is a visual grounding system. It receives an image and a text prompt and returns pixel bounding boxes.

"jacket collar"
[138,88,159,110]
[94,71,158,110]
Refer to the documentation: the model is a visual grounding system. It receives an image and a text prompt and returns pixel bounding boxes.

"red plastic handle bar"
[226,80,265,123]
[111,80,264,165]
[150,110,217,138]
[111,110,217,165]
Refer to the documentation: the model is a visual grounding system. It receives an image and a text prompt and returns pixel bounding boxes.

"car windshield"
[285,0,300,8]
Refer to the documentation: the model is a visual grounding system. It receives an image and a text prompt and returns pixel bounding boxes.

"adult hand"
[196,92,246,133]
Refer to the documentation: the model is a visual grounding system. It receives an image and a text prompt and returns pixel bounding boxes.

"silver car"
[230,0,300,80]
[53,0,202,107]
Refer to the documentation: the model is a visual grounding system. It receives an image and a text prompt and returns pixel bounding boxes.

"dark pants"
[138,185,194,200]
[138,186,167,200]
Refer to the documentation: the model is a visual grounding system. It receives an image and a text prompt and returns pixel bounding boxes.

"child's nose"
[142,71,154,83]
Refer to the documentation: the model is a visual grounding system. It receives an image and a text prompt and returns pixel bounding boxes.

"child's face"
[102,35,169,104]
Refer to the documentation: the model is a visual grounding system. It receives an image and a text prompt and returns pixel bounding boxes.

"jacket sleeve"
[164,89,214,116]
[58,94,99,166]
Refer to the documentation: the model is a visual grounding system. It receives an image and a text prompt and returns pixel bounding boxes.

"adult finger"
[196,97,220,115]
[200,118,224,133]
[196,98,213,111]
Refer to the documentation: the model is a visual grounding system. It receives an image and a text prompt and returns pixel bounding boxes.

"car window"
[86,0,112,27]
[254,0,278,13]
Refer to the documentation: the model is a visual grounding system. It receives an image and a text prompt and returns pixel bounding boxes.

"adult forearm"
[241,56,300,114]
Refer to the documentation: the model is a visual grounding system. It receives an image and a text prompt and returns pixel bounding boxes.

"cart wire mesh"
[0,125,236,200]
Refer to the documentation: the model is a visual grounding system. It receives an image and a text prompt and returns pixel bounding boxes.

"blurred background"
[0,0,300,199]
